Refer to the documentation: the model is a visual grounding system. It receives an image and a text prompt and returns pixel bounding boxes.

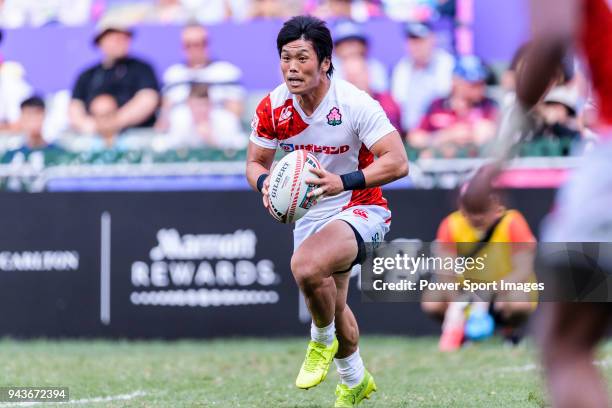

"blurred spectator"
[248,0,297,18]
[0,30,33,132]
[101,0,251,24]
[523,86,581,156]
[313,0,353,20]
[332,20,388,93]
[185,0,252,23]
[391,22,454,133]
[0,0,93,27]
[501,42,577,110]
[499,43,529,109]
[69,21,160,134]
[147,0,190,24]
[342,55,401,131]
[539,87,580,137]
[436,0,455,18]
[0,63,33,132]
[352,0,385,21]
[408,56,498,158]
[382,0,439,21]
[99,1,184,25]
[4,96,62,161]
[168,83,247,149]
[309,0,385,22]
[90,94,121,148]
[159,23,244,130]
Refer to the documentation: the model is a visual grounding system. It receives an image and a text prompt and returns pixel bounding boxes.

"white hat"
[543,86,579,115]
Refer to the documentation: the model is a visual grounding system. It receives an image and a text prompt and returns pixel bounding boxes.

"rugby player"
[245,16,408,407]
[468,0,612,406]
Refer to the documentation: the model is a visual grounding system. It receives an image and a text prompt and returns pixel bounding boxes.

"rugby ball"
[268,150,321,223]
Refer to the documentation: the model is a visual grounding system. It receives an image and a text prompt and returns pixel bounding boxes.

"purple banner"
[473,0,530,62]
[2,18,451,94]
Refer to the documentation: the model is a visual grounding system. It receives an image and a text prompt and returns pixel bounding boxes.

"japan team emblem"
[326,107,342,126]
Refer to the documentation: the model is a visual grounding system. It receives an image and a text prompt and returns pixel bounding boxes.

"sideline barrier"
[0,189,555,338]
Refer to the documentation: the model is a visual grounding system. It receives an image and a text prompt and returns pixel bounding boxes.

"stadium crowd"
[0,0,594,163]
[0,0,456,27]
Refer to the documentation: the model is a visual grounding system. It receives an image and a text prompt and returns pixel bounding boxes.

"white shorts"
[293,205,391,252]
[541,141,612,242]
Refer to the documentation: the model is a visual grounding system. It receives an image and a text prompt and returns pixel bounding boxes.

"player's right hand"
[262,176,281,220]
[261,161,278,219]
[261,175,271,210]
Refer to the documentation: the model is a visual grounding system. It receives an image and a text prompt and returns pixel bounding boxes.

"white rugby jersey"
[250,78,396,221]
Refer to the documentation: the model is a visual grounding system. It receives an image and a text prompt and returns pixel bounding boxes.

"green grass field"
[1,337,612,407]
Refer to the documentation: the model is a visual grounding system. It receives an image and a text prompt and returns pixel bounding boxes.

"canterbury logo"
[280,143,350,155]
[353,209,369,220]
[278,106,293,123]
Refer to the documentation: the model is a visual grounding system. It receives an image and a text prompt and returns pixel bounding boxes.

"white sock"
[310,320,335,346]
[334,349,365,388]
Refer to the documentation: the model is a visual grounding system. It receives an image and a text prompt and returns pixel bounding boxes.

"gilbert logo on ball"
[326,107,342,126]
[268,150,321,223]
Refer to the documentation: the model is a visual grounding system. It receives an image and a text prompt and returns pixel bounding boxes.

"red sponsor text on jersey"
[279,143,350,154]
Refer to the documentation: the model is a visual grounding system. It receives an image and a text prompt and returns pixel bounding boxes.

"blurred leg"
[538,302,610,408]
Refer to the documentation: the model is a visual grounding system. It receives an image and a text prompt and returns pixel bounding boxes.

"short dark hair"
[277,15,334,78]
[20,96,45,110]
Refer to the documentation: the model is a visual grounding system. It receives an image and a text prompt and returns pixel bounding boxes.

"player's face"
[280,39,330,95]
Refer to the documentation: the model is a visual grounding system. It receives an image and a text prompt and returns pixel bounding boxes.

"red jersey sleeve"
[249,95,277,149]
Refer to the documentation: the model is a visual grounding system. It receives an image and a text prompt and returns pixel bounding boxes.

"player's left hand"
[305,167,344,199]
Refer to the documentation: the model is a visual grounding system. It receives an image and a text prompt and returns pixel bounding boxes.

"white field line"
[0,390,146,407]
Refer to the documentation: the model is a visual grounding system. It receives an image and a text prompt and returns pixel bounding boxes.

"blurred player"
[245,16,408,407]
[468,1,612,406]
[422,177,537,351]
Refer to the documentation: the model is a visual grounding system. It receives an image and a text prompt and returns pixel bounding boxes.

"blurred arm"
[116,89,160,129]
[516,0,579,108]
[68,99,96,134]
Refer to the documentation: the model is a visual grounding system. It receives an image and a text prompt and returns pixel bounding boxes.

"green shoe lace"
[303,342,327,372]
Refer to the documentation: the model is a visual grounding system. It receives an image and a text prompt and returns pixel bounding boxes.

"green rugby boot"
[295,337,339,389]
[334,369,377,407]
